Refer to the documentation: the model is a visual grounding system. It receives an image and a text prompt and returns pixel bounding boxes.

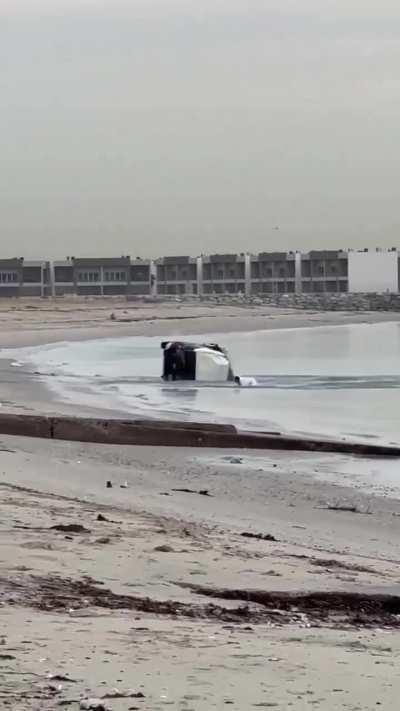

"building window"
[0,271,18,283]
[225,283,236,293]
[251,263,260,279]
[55,267,73,283]
[77,271,100,282]
[188,264,197,280]
[203,264,211,280]
[104,271,126,282]
[260,282,273,293]
[166,269,177,281]
[313,281,325,292]
[131,267,149,282]
[326,280,338,292]
[23,267,42,283]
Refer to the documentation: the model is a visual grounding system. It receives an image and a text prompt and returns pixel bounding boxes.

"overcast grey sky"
[1,0,400,258]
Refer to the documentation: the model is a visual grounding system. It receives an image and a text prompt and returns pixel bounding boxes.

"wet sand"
[1,299,400,709]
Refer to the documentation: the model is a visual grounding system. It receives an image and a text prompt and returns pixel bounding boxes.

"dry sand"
[1,439,400,710]
[1,299,400,709]
[0,297,400,348]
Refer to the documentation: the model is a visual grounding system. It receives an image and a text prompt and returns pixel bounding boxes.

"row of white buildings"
[0,249,398,297]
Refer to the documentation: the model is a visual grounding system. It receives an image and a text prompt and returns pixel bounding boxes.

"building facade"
[250,252,296,295]
[155,256,198,295]
[300,250,348,293]
[347,249,398,293]
[53,257,151,296]
[0,258,50,297]
[201,254,246,295]
[1,249,400,298]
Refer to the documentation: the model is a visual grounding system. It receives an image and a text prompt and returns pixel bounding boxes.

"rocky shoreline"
[193,292,400,311]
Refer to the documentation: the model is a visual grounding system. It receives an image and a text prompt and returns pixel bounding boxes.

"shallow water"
[5,321,400,445]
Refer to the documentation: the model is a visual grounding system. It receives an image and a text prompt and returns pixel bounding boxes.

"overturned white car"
[161,341,234,382]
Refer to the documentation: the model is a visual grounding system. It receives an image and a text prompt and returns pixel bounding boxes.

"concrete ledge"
[0,412,398,457]
[50,417,237,446]
[0,413,52,439]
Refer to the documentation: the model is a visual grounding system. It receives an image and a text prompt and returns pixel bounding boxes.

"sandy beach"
[1,299,400,710]
[1,297,400,349]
